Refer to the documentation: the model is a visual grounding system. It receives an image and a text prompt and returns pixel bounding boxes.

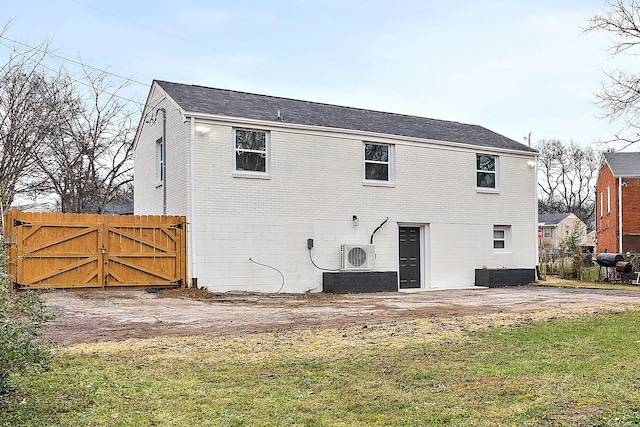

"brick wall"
[134,87,539,292]
[596,164,640,254]
[133,89,189,216]
[596,164,618,253]
[622,178,640,252]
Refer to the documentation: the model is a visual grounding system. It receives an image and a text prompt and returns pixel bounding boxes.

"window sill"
[363,180,395,188]
[233,172,271,180]
[477,187,499,194]
[493,250,512,254]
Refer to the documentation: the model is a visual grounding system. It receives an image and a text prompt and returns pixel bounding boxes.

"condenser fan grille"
[348,247,367,267]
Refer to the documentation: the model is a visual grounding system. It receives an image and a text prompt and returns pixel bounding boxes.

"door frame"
[397,223,429,290]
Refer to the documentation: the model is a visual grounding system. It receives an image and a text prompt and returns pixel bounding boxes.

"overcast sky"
[1,0,634,150]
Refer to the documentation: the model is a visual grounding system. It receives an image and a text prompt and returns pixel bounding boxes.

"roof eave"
[184,111,538,156]
[133,81,185,153]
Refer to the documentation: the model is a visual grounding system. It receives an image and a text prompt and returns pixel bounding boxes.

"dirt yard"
[40,282,640,345]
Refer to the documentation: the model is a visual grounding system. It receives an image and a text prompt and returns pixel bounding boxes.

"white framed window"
[156,138,163,184]
[234,129,269,174]
[493,225,510,252]
[477,154,498,190]
[600,192,603,218]
[607,186,611,214]
[364,142,394,182]
[542,228,553,239]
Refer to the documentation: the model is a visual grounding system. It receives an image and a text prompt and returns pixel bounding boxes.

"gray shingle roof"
[604,152,640,177]
[538,213,573,225]
[156,80,537,153]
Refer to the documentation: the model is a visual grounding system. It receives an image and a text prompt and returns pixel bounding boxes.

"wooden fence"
[2,208,186,290]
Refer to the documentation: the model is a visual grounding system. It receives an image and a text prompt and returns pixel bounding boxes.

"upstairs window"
[477,154,497,190]
[364,143,393,182]
[235,129,268,174]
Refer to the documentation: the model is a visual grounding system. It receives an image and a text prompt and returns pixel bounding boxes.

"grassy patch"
[3,311,640,426]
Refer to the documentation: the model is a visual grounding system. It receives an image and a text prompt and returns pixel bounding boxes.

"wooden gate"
[2,208,186,290]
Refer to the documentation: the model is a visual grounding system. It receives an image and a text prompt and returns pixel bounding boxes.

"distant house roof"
[538,213,574,226]
[603,152,640,177]
[103,200,134,215]
[154,80,537,154]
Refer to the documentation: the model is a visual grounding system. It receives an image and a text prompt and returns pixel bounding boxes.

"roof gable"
[538,213,574,225]
[603,152,640,177]
[155,80,537,153]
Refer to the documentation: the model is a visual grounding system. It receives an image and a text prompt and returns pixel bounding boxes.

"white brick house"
[133,80,539,292]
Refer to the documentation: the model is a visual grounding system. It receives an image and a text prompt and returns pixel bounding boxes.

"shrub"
[0,243,54,396]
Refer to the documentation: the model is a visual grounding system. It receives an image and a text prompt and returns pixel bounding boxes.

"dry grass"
[5,281,640,426]
[62,305,638,362]
[539,275,640,291]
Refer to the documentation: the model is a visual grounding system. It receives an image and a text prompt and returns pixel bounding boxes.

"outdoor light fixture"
[353,215,359,226]
[195,125,211,135]
[527,160,537,168]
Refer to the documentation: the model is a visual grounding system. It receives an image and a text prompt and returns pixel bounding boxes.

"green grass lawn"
[3,311,640,426]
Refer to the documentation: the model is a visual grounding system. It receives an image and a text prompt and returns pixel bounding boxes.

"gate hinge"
[13,282,26,291]
[169,222,184,230]
[13,219,31,227]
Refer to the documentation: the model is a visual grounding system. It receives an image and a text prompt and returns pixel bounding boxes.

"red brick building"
[596,152,640,254]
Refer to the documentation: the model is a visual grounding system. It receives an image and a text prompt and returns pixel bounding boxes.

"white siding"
[189,124,535,292]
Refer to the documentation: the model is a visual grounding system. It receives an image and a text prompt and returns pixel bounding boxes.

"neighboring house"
[538,213,587,254]
[596,152,640,254]
[584,230,597,253]
[102,200,134,215]
[133,80,539,293]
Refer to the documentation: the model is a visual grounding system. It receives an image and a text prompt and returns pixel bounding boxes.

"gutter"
[180,112,537,157]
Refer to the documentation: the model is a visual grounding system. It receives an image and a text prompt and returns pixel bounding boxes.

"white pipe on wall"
[189,117,198,287]
[619,178,623,253]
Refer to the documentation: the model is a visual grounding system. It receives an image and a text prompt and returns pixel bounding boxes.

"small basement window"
[493,225,510,252]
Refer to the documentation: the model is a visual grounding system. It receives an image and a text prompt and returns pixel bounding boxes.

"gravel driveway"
[40,285,640,345]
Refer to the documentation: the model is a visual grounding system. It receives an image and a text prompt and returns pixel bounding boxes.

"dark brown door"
[399,227,421,289]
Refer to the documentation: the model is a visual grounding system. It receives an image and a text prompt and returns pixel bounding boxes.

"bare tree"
[0,27,137,213]
[0,28,57,210]
[586,0,640,145]
[537,139,602,228]
[34,66,136,213]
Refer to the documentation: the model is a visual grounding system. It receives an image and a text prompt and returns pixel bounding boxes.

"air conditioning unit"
[341,244,375,270]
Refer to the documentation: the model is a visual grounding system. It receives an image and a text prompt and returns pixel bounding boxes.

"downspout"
[157,107,167,215]
[189,117,198,288]
[619,178,623,254]
[534,156,539,278]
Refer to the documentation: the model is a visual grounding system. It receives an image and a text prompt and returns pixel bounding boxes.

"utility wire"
[68,0,228,55]
[308,248,340,272]
[0,39,147,108]
[249,257,285,293]
[0,35,150,88]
